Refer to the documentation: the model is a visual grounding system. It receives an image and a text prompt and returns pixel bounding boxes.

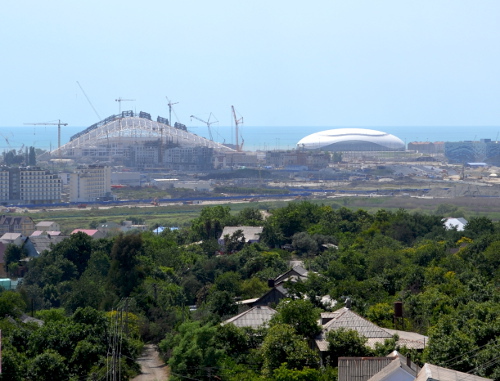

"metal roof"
[317,308,428,351]
[223,306,276,329]
[415,363,491,381]
[219,226,263,242]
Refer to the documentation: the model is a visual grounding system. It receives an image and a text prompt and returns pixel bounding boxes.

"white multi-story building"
[69,165,111,202]
[0,167,61,204]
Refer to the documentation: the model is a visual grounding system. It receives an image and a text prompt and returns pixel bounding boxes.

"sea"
[1,125,498,152]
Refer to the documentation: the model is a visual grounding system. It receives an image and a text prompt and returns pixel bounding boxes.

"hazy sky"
[2,1,499,128]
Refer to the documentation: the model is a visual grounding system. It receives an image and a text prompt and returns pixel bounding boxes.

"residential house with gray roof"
[223,306,277,329]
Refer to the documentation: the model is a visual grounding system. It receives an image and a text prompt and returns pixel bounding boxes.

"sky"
[1,1,500,129]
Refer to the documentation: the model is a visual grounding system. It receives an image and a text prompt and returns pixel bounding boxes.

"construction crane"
[190,113,218,141]
[115,97,135,114]
[166,96,179,126]
[231,105,244,151]
[76,81,102,120]
[23,120,68,152]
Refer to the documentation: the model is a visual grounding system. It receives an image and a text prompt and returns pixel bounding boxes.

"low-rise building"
[35,221,61,232]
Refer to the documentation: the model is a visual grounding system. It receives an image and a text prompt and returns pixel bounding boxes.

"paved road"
[132,344,169,381]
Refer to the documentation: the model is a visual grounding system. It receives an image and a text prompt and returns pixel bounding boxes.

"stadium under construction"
[52,111,235,169]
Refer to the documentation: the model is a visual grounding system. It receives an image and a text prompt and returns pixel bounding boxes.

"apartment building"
[0,167,61,204]
[69,165,111,202]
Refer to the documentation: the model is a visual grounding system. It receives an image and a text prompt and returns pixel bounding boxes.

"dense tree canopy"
[0,202,496,380]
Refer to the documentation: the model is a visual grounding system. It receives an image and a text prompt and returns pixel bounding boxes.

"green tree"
[26,350,68,381]
[270,299,321,338]
[325,328,372,367]
[28,146,36,166]
[108,233,144,298]
[167,321,225,381]
[260,324,319,375]
[4,244,25,276]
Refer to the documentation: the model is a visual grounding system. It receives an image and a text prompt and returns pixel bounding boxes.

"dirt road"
[132,344,169,381]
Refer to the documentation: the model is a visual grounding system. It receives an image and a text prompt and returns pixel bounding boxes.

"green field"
[18,194,500,233]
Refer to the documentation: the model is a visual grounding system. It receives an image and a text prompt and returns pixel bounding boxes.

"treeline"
[0,202,497,380]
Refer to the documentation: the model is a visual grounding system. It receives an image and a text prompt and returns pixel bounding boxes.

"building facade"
[69,165,111,202]
[0,167,61,204]
[445,139,500,165]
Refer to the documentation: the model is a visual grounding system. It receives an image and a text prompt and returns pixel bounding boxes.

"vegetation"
[0,202,498,380]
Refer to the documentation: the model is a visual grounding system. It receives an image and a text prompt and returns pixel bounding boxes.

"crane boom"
[166,96,179,126]
[115,97,135,114]
[231,106,244,151]
[190,113,218,141]
[76,81,101,120]
[23,119,68,152]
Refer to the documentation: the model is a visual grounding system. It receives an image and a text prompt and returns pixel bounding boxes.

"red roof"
[71,229,100,236]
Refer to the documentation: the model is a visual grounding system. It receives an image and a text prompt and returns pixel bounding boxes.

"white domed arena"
[296,128,405,151]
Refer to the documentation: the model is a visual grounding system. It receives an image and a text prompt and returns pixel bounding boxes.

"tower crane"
[115,97,135,114]
[166,96,179,126]
[231,105,244,151]
[190,113,218,141]
[23,120,68,152]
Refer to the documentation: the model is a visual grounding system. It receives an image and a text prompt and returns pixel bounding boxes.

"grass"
[17,193,500,234]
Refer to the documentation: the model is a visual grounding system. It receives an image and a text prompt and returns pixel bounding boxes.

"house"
[97,221,121,236]
[120,221,148,233]
[339,351,419,381]
[415,363,490,381]
[223,306,277,329]
[248,284,290,308]
[272,264,309,286]
[35,221,61,232]
[71,229,105,239]
[443,217,468,231]
[31,230,62,237]
[0,233,26,246]
[218,226,263,246]
[315,307,428,360]
[24,235,69,257]
[0,215,36,236]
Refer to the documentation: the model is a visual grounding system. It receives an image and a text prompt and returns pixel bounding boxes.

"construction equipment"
[24,120,68,151]
[231,105,244,151]
[190,113,218,141]
[77,81,102,120]
[166,96,179,126]
[115,97,135,114]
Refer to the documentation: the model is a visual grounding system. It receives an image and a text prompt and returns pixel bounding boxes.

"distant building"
[111,171,142,187]
[35,221,61,232]
[69,165,111,202]
[218,226,263,247]
[164,146,214,171]
[25,234,68,257]
[0,215,35,236]
[0,167,61,204]
[408,141,444,154]
[445,139,500,165]
[71,229,105,239]
[443,217,467,231]
[120,221,148,233]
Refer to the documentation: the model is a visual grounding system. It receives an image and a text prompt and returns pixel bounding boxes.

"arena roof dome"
[297,128,405,151]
